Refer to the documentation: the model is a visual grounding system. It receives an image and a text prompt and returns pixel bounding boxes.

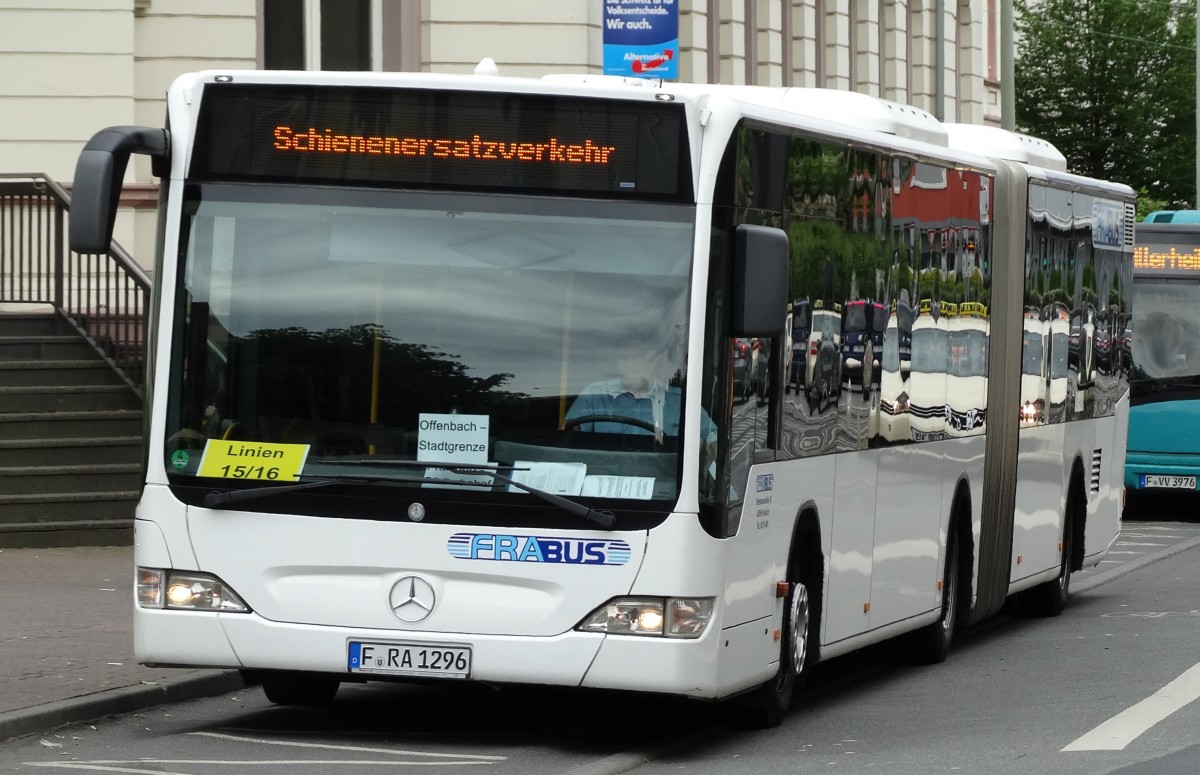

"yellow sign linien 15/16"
[197,440,310,482]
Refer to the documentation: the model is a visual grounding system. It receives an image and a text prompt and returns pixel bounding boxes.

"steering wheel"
[562,414,658,433]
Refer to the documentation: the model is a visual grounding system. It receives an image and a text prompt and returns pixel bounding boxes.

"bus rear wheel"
[1019,498,1075,617]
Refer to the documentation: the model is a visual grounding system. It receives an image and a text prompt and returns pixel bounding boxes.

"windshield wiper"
[204,460,617,530]
[203,475,396,509]
[310,459,617,530]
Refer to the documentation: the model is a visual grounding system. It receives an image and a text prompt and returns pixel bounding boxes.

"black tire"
[260,671,341,706]
[1019,503,1074,617]
[909,524,959,664]
[738,559,818,729]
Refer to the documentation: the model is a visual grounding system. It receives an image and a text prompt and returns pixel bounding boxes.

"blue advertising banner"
[602,0,679,80]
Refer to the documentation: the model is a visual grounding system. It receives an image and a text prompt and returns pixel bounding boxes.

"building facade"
[0,0,1004,267]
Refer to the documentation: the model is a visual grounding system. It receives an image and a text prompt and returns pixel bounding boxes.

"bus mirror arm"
[69,126,170,254]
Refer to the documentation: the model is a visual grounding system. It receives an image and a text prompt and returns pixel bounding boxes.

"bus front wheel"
[257,671,341,706]
[738,551,818,728]
[1019,495,1076,617]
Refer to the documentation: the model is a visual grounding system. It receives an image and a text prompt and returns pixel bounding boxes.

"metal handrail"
[0,173,151,398]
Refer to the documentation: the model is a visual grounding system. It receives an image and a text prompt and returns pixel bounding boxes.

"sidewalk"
[0,545,244,743]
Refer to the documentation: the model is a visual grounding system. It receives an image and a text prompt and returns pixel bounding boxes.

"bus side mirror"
[69,126,169,254]
[732,224,789,337]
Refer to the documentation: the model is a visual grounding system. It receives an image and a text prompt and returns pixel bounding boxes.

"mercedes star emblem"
[389,575,436,623]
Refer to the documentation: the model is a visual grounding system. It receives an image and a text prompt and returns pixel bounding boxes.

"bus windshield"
[1132,280,1200,379]
[911,326,949,374]
[166,183,697,511]
[882,327,900,371]
[949,327,988,378]
[1022,331,1044,375]
[843,303,867,333]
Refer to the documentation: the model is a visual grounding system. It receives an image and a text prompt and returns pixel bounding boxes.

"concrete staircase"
[0,311,142,547]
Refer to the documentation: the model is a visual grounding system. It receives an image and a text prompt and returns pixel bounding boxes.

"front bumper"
[134,605,731,698]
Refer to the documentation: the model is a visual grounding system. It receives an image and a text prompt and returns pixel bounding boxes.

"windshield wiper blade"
[203,475,396,509]
[477,467,616,530]
[311,459,617,530]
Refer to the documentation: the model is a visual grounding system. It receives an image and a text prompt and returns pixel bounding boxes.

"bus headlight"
[137,567,250,612]
[576,597,714,638]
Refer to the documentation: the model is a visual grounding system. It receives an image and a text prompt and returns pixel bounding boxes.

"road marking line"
[188,730,505,760]
[1062,662,1200,751]
[25,761,488,772]
[28,760,489,769]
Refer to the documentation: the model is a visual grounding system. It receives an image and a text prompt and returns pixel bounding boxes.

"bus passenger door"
[823,451,877,644]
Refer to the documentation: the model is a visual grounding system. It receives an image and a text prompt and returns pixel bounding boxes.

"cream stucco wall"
[0,1,136,182]
[424,0,601,77]
[0,0,255,269]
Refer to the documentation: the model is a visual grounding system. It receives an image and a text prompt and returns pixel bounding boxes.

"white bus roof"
[671,85,949,148]
[942,124,1068,172]
[541,75,950,147]
[177,68,995,173]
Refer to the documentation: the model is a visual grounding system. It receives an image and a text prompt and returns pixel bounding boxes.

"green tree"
[1015,0,1196,208]
[1135,186,1170,220]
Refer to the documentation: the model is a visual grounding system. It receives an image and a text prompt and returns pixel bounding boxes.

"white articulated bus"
[69,68,1133,728]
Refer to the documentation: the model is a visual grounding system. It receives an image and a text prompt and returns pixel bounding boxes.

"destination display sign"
[190,83,691,199]
[1133,243,1200,276]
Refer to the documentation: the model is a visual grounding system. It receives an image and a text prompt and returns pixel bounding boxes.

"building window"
[263,0,379,71]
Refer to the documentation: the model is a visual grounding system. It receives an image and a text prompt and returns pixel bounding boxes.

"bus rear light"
[576,597,714,638]
[137,567,250,613]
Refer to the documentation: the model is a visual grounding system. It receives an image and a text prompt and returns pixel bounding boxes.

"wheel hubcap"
[788,582,810,674]
[941,547,958,632]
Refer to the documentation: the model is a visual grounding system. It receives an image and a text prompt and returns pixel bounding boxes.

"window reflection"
[712,128,1128,461]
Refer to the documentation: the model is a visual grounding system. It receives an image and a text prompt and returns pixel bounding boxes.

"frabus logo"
[447,533,632,565]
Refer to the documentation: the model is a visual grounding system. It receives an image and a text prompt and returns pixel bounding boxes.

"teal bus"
[1126,215,1200,505]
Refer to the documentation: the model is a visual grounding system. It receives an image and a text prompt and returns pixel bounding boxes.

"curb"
[0,670,245,744]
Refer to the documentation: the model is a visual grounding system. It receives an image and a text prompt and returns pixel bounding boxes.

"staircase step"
[0,312,60,337]
[0,409,143,440]
[0,519,133,548]
[0,463,143,496]
[0,384,141,413]
[0,436,143,466]
[0,336,99,361]
[0,360,126,386]
[0,491,139,536]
